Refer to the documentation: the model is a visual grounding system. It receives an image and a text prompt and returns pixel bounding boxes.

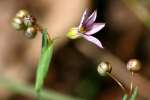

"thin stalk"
[36,24,51,41]
[107,72,128,94]
[36,24,65,42]
[130,72,134,94]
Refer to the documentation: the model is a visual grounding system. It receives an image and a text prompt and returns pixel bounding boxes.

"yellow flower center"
[67,28,79,39]
[67,27,87,39]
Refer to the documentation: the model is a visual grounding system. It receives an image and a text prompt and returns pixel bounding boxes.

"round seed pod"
[23,15,36,27]
[12,17,24,30]
[97,61,112,76]
[16,9,29,18]
[127,59,141,72]
[25,26,37,38]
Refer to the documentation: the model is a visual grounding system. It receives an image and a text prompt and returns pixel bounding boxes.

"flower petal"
[83,35,103,48]
[85,23,105,35]
[79,10,88,29]
[84,10,97,27]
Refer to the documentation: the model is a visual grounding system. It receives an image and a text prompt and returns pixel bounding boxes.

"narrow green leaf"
[0,77,84,100]
[35,30,53,93]
[130,87,138,100]
[122,94,128,100]
[41,29,48,49]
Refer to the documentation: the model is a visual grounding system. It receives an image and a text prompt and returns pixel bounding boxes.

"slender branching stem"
[36,24,51,41]
[107,72,128,94]
[130,72,134,94]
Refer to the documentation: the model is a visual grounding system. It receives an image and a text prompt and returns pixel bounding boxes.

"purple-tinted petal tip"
[83,35,103,48]
[79,10,88,29]
[85,23,105,35]
[84,10,97,27]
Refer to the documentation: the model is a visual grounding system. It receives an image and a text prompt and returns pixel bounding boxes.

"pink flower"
[67,10,105,48]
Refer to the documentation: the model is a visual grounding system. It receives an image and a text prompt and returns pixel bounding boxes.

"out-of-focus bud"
[97,61,112,76]
[12,17,24,30]
[16,9,29,18]
[127,59,141,72]
[25,26,37,38]
[23,15,36,27]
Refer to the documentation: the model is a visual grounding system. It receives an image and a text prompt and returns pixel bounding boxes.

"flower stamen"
[79,27,86,33]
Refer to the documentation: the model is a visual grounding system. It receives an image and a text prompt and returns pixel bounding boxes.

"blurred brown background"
[0,0,150,100]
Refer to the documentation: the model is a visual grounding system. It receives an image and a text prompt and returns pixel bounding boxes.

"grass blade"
[130,87,138,100]
[35,30,53,94]
[122,94,128,100]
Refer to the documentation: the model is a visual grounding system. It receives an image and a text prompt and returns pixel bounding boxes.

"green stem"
[130,72,134,94]
[0,77,83,100]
